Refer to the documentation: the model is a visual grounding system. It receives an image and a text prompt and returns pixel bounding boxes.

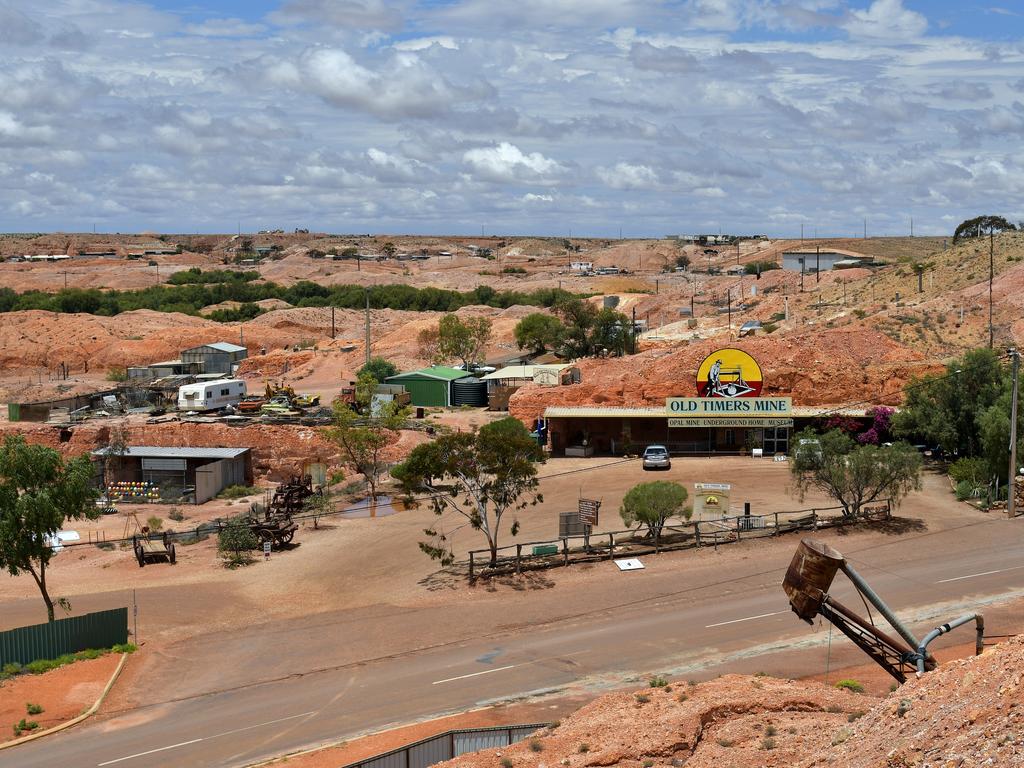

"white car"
[642,445,671,470]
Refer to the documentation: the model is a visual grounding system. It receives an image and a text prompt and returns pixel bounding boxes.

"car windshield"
[645,447,667,456]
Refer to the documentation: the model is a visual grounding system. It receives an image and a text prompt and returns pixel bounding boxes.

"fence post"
[562,537,569,566]
[694,521,701,547]
[469,551,475,584]
[608,532,614,559]
[735,516,741,541]
[886,498,892,518]
[515,544,522,575]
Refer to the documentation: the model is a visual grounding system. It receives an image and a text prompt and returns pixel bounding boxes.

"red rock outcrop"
[509,329,941,423]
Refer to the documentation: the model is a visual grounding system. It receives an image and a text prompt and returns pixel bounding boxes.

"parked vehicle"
[642,444,671,470]
[236,396,267,414]
[177,379,247,412]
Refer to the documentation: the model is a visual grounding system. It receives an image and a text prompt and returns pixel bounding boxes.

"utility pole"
[989,231,994,349]
[364,289,371,365]
[910,217,914,237]
[863,218,867,239]
[800,223,804,242]
[631,306,637,354]
[1009,348,1020,518]
[816,245,820,283]
[331,306,336,339]
[727,289,732,334]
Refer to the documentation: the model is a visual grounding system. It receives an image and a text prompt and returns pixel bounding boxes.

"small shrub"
[897,699,912,718]
[754,671,769,677]
[111,643,138,654]
[635,693,650,704]
[826,704,842,713]
[74,648,103,661]
[716,738,733,747]
[168,508,185,522]
[787,727,797,734]
[578,743,590,754]
[676,693,688,703]
[26,703,43,715]
[218,484,257,499]
[529,739,544,752]
[649,676,669,688]
[146,516,163,532]
[762,321,779,334]
[2,662,24,678]
[643,761,654,768]
[105,367,128,382]
[13,719,39,737]
[761,737,776,750]
[765,725,777,736]
[502,266,527,274]
[848,710,865,722]
[94,541,115,551]
[853,309,867,319]
[834,679,864,693]
[500,758,513,768]
[889,682,899,692]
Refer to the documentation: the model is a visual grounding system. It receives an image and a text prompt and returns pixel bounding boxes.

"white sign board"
[263,541,272,558]
[614,558,645,571]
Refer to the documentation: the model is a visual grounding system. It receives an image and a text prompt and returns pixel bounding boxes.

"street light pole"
[989,231,994,349]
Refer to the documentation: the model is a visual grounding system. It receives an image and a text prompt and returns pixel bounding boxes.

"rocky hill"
[440,636,1023,768]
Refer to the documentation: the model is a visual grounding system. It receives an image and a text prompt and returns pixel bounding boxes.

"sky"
[0,0,1022,238]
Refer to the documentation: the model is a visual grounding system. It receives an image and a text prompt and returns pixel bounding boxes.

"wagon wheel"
[134,542,145,568]
[279,529,295,545]
[258,529,275,548]
[168,543,176,565]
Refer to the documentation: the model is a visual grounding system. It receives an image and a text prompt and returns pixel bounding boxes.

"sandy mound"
[442,635,1024,768]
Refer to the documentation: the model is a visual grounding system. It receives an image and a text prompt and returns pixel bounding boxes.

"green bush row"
[1,643,137,680]
[0,282,578,321]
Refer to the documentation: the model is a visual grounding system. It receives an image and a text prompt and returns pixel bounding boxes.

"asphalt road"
[3,517,1023,768]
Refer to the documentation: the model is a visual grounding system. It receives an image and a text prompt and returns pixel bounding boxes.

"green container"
[532,544,559,556]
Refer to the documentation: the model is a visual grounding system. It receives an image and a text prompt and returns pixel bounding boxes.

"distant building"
[570,261,593,272]
[180,342,249,376]
[782,249,873,272]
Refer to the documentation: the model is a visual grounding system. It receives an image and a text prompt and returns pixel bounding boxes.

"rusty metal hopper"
[783,538,844,622]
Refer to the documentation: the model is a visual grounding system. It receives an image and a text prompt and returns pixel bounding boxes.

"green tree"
[0,436,99,621]
[790,429,923,518]
[217,517,258,567]
[892,348,1005,457]
[619,481,690,545]
[432,314,492,369]
[952,215,1017,244]
[358,357,399,384]
[328,371,409,512]
[341,246,359,259]
[977,386,1024,488]
[514,313,565,355]
[392,417,544,567]
[553,298,633,358]
[381,242,397,258]
[675,253,691,270]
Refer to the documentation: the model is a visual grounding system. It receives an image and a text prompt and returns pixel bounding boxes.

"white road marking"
[936,565,1024,584]
[432,664,517,685]
[705,610,786,628]
[97,711,317,766]
[97,740,203,766]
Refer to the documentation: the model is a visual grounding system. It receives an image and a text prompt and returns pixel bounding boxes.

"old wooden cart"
[133,530,176,567]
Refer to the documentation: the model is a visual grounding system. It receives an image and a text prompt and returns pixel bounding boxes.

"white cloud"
[272,0,405,30]
[843,0,927,40]
[463,142,565,183]
[393,36,458,51]
[596,162,659,190]
[185,18,266,38]
[263,47,477,119]
[522,193,554,202]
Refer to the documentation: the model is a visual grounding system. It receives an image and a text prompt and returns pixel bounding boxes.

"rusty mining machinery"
[783,539,985,683]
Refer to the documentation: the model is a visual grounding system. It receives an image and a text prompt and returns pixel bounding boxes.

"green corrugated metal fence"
[0,608,128,666]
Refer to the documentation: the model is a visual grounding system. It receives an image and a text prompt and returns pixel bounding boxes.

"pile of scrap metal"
[783,539,985,682]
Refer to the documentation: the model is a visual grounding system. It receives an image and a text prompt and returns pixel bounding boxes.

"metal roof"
[481,364,570,381]
[544,405,874,419]
[387,366,467,382]
[91,446,250,459]
[195,342,247,353]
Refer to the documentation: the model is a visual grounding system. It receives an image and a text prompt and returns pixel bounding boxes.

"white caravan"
[177,379,247,412]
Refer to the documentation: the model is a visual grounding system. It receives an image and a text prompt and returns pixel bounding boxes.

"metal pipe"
[840,562,921,650]
[823,596,915,657]
[916,613,984,676]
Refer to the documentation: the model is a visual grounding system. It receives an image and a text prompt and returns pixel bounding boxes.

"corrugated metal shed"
[544,405,873,418]
[91,446,250,459]
[203,341,247,353]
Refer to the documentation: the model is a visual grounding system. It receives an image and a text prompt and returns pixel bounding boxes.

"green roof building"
[385,366,467,407]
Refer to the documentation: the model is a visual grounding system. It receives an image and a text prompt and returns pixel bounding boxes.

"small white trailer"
[177,379,247,412]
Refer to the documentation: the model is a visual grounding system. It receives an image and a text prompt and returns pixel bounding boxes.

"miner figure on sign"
[708,359,722,396]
